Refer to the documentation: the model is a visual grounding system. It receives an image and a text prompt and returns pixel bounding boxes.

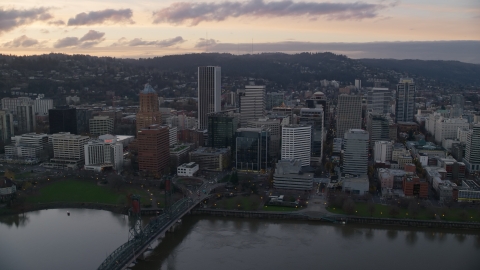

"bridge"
[97,179,220,270]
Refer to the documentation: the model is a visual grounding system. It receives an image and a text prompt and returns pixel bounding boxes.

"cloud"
[40,29,49,34]
[79,30,105,41]
[67,9,134,26]
[194,38,217,48]
[196,40,480,64]
[0,7,53,34]
[3,35,39,47]
[111,36,185,47]
[54,30,105,48]
[153,0,390,26]
[48,20,65,26]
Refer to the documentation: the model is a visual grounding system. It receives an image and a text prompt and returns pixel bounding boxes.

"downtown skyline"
[0,0,479,62]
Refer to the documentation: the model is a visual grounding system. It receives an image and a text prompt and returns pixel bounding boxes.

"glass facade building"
[207,111,239,149]
[235,128,269,172]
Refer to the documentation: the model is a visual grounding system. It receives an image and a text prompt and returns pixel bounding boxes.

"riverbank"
[191,208,480,230]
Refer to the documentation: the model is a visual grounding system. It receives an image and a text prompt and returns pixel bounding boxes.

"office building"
[49,107,77,134]
[89,116,114,136]
[45,132,89,169]
[136,84,162,132]
[343,129,369,175]
[281,124,312,167]
[464,124,480,172]
[395,78,416,123]
[238,83,266,127]
[207,111,239,149]
[266,92,284,110]
[137,124,170,175]
[84,134,123,172]
[34,98,53,116]
[434,117,469,144]
[299,108,324,166]
[5,133,48,160]
[247,117,281,159]
[0,110,14,143]
[355,79,362,89]
[16,104,36,135]
[367,88,391,114]
[235,127,269,172]
[450,94,465,118]
[1,97,32,114]
[177,162,199,177]
[367,113,391,148]
[273,159,313,190]
[374,141,393,163]
[189,147,230,171]
[336,94,362,139]
[306,91,329,128]
[76,108,92,135]
[198,66,221,130]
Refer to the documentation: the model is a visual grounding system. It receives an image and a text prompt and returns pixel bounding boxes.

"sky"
[1,0,480,62]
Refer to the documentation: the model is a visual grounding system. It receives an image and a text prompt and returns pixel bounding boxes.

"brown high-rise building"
[136,84,162,132]
[137,124,170,175]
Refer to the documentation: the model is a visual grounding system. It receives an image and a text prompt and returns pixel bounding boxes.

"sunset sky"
[1,0,479,62]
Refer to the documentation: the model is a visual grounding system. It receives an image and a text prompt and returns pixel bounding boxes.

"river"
[1,209,479,270]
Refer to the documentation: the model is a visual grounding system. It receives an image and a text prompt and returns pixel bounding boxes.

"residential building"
[281,124,312,167]
[16,104,36,135]
[343,129,369,175]
[374,141,393,163]
[207,111,239,149]
[198,66,221,130]
[89,116,114,136]
[336,94,362,139]
[34,98,53,116]
[273,159,313,190]
[177,162,199,177]
[49,106,77,134]
[395,78,416,123]
[189,147,230,171]
[403,174,428,199]
[464,124,480,172]
[84,134,123,172]
[137,124,170,175]
[238,83,265,127]
[235,127,269,172]
[136,84,162,132]
[0,110,14,143]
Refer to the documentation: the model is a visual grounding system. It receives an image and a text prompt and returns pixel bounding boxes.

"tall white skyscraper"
[239,83,266,127]
[374,140,393,163]
[34,98,53,116]
[281,124,311,167]
[343,129,369,175]
[464,124,480,172]
[395,78,416,123]
[198,66,221,130]
[84,134,123,172]
[367,88,391,114]
[336,94,362,139]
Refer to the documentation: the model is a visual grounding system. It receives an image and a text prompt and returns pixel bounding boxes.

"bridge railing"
[97,197,194,270]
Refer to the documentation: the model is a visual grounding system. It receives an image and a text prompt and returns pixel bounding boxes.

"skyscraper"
[464,124,480,172]
[198,66,221,130]
[281,124,312,167]
[366,112,391,148]
[34,98,53,116]
[137,124,170,175]
[266,92,284,110]
[238,83,265,127]
[450,94,465,118]
[0,110,14,143]
[367,87,391,114]
[235,127,269,172]
[343,129,369,175]
[16,103,36,135]
[136,84,162,132]
[395,78,416,123]
[207,111,239,149]
[336,94,362,139]
[49,106,77,134]
[299,107,324,166]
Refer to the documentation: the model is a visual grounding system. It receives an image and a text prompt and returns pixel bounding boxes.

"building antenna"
[206,32,208,53]
[251,38,253,55]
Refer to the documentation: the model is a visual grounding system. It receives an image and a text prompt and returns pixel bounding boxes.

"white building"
[1,97,32,114]
[457,127,471,143]
[281,124,312,167]
[177,162,199,176]
[355,79,362,89]
[89,116,114,136]
[197,66,221,130]
[239,83,266,127]
[34,98,53,116]
[84,134,123,172]
[66,95,80,104]
[374,141,393,163]
[367,88,391,114]
[273,159,313,190]
[464,124,480,172]
[5,133,48,160]
[343,129,369,175]
[46,132,90,169]
[434,117,469,143]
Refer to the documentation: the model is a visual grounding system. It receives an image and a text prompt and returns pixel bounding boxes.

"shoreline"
[3,204,480,231]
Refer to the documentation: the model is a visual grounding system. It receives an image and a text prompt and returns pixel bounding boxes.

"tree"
[108,173,124,191]
[367,202,376,217]
[230,171,239,186]
[408,201,420,219]
[389,206,400,218]
[342,198,356,215]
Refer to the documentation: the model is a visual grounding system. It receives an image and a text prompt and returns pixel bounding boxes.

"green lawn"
[327,202,480,222]
[26,179,122,204]
[215,195,262,211]
[262,205,299,212]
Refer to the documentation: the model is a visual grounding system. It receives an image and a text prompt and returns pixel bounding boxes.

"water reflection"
[405,231,418,246]
[0,213,29,228]
[387,229,398,240]
[455,234,466,244]
[365,228,374,240]
[424,231,436,242]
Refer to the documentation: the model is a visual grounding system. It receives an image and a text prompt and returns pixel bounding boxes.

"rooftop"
[141,84,156,94]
